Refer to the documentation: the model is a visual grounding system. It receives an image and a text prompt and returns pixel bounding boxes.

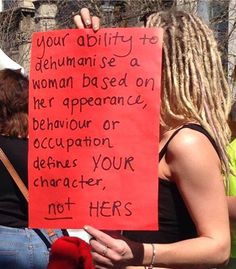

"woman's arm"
[153,128,230,268]
[84,129,230,269]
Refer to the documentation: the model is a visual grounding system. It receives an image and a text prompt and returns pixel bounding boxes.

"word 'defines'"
[29,28,163,230]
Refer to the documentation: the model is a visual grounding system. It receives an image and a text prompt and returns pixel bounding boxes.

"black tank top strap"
[159,127,185,161]
[159,123,218,161]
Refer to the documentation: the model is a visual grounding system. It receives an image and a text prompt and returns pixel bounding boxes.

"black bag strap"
[0,148,29,200]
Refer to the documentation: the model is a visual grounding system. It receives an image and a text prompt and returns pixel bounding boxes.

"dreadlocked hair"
[146,10,232,180]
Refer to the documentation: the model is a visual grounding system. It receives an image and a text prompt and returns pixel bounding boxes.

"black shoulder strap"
[159,123,218,161]
[159,126,186,161]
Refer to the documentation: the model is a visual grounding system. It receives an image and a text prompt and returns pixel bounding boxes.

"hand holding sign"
[73,7,100,31]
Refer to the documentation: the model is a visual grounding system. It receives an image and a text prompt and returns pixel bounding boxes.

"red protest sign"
[28,28,163,230]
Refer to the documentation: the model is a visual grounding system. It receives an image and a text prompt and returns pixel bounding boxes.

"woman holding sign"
[73,7,232,269]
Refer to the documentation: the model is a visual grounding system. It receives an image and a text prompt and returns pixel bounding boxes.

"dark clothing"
[0,136,28,227]
[124,178,197,243]
[0,135,66,269]
[124,124,217,243]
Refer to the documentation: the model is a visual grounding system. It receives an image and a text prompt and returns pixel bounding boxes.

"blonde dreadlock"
[146,10,232,178]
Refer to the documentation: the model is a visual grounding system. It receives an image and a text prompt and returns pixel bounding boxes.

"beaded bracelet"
[147,243,156,269]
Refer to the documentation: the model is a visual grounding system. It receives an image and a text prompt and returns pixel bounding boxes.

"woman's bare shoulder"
[165,127,220,178]
[167,127,217,158]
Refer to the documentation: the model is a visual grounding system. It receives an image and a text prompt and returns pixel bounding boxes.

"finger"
[94,263,113,269]
[90,239,114,266]
[90,237,125,263]
[84,226,116,248]
[92,251,114,267]
[73,15,85,29]
[90,238,110,257]
[80,7,92,27]
[94,266,111,269]
[91,16,100,31]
